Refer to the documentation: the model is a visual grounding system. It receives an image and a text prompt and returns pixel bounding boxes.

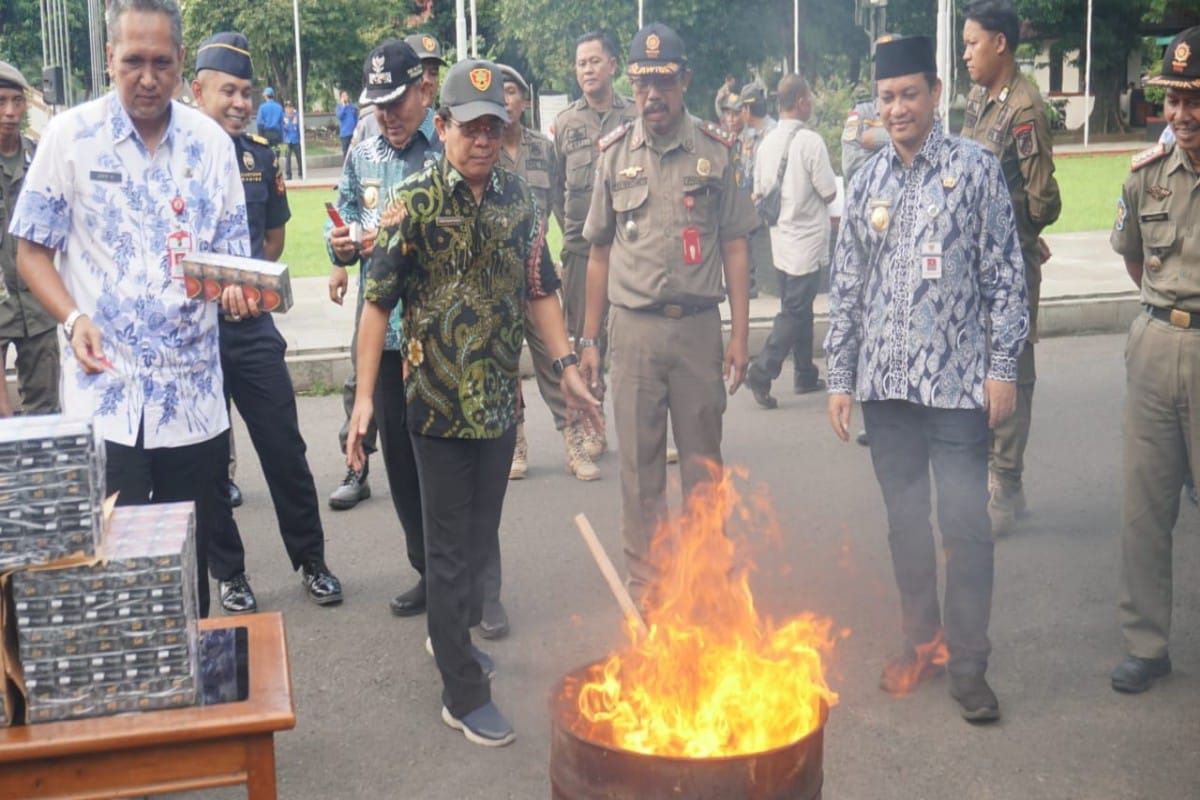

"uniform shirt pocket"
[612,181,650,229]
[1140,217,1177,259]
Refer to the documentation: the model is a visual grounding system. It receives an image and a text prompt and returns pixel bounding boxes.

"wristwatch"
[63,309,83,339]
[552,352,580,376]
[578,337,599,350]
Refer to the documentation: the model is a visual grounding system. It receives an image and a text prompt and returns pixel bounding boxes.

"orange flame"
[880,630,949,697]
[574,467,845,758]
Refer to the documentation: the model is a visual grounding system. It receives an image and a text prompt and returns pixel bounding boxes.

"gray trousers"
[0,327,60,414]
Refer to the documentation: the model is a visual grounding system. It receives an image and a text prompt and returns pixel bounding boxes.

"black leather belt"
[625,303,719,319]
[1146,305,1200,329]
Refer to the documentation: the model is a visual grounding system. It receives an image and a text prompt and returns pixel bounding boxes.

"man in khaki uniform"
[0,61,58,417]
[552,31,638,469]
[496,64,592,486]
[579,23,758,602]
[960,0,1061,535]
[1108,26,1200,694]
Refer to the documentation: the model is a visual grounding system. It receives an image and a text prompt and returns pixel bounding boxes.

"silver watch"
[63,309,83,339]
[578,337,599,350]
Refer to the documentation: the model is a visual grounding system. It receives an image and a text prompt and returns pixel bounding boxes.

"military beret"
[497,63,530,98]
[0,60,29,91]
[196,32,253,80]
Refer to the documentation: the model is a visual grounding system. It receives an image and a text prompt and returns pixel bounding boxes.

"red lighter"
[324,202,346,228]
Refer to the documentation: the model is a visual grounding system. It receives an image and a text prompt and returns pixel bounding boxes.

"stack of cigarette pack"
[12,502,200,723]
[182,251,294,313]
[0,416,103,571]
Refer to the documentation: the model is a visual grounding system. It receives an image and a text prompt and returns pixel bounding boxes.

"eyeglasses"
[630,74,682,93]
[450,117,504,140]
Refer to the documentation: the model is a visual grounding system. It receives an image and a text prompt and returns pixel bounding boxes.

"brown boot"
[508,423,528,480]
[580,414,607,459]
[564,424,599,481]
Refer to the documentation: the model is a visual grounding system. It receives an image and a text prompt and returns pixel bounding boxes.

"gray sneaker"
[328,465,370,510]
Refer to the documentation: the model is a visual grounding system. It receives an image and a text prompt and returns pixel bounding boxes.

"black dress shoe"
[227,480,243,508]
[855,429,869,447]
[478,598,510,640]
[389,579,426,616]
[949,672,1001,723]
[219,573,258,614]
[1111,654,1171,693]
[300,560,343,605]
[793,378,827,395]
[745,365,777,410]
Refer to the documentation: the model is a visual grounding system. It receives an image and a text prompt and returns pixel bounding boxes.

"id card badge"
[920,242,943,280]
[167,229,193,281]
[682,226,702,265]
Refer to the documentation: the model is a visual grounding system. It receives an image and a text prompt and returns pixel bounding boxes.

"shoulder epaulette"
[699,121,735,148]
[249,133,269,146]
[1131,143,1168,172]
[598,121,633,152]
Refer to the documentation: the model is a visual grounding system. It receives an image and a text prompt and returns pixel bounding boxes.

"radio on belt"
[181,251,294,314]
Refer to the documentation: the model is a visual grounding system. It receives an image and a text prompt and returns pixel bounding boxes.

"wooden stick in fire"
[574,513,648,635]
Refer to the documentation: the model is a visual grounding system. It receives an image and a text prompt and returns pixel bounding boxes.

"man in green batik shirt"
[347,60,600,747]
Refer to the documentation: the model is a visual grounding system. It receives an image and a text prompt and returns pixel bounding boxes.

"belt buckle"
[1170,308,1191,328]
[662,304,684,319]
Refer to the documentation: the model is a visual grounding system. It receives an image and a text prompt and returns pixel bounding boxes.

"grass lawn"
[281,186,564,278]
[280,152,1127,277]
[1044,153,1130,235]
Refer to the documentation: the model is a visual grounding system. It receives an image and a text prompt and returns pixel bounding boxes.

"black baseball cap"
[360,39,424,105]
[628,22,687,77]
[440,60,509,123]
[195,32,253,80]
[1148,26,1200,89]
[875,35,936,81]
[405,33,447,66]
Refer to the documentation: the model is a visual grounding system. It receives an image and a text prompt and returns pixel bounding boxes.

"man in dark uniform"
[580,23,758,604]
[960,0,1061,536]
[192,32,342,613]
[552,31,639,472]
[0,60,58,417]
[1108,27,1200,694]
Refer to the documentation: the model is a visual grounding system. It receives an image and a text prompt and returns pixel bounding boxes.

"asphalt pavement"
[178,332,1198,800]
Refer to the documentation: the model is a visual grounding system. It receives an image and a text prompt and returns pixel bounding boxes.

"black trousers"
[283,143,301,179]
[753,269,820,389]
[105,425,224,617]
[862,400,993,676]
[209,315,325,580]
[374,350,425,577]
[411,427,516,717]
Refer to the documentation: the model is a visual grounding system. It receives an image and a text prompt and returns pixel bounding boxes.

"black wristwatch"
[552,352,580,376]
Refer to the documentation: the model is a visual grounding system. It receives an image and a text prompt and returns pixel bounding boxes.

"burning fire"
[574,468,846,758]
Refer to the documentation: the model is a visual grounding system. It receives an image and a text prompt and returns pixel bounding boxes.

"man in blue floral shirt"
[11,0,251,617]
[825,35,1027,723]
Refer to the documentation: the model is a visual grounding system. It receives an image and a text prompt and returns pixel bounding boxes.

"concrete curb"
[284,292,1141,394]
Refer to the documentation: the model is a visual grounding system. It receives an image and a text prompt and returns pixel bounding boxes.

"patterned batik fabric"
[325,108,442,350]
[365,157,560,439]
[825,124,1029,410]
[9,94,250,447]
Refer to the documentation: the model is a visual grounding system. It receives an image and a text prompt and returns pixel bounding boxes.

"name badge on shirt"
[920,242,943,280]
[89,170,122,183]
[682,226,702,265]
[167,230,193,281]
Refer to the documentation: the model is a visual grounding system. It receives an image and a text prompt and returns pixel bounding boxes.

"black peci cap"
[196,32,253,80]
[360,39,425,105]
[1148,26,1200,90]
[628,22,686,76]
[875,35,936,81]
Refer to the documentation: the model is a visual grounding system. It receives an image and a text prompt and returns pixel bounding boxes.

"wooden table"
[0,611,295,799]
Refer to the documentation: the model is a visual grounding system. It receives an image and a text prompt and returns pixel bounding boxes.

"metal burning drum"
[550,661,828,800]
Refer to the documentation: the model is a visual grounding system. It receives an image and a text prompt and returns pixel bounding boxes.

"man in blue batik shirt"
[324,39,441,618]
[825,35,1028,724]
[11,0,251,618]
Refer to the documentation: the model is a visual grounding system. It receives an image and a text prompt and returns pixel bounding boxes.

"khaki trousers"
[520,312,568,430]
[0,327,60,414]
[1119,313,1200,659]
[609,306,726,600]
[988,342,1036,491]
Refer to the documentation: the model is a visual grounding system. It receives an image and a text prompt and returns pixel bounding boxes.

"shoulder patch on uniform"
[598,121,633,152]
[842,111,861,143]
[1013,121,1038,158]
[1131,143,1167,172]
[249,133,269,146]
[699,121,735,148]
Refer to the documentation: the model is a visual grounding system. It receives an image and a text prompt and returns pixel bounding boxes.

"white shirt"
[9,94,250,447]
[753,118,837,276]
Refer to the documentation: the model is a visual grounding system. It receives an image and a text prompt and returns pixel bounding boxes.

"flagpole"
[293,0,306,179]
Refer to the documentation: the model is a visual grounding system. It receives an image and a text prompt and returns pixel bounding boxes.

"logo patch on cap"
[645,33,661,59]
[370,54,392,85]
[1174,42,1192,73]
[422,35,436,53]
[469,67,492,92]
